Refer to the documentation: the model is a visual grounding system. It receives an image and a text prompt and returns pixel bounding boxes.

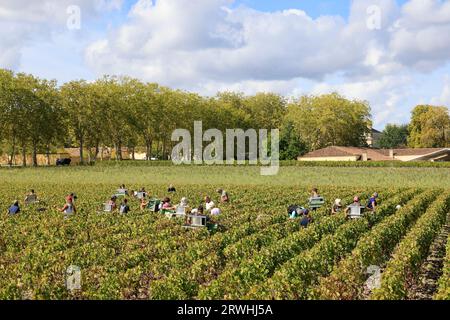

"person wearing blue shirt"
[367,192,379,212]
[8,201,20,215]
[300,209,312,228]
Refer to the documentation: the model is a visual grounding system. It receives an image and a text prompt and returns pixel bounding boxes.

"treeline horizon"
[0,69,448,166]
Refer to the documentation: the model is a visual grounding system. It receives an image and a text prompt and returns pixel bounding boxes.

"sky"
[1,0,449,129]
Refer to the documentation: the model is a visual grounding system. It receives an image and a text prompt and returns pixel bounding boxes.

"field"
[0,164,450,300]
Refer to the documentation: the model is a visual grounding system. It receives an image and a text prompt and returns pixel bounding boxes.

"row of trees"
[0,69,448,166]
[377,105,450,149]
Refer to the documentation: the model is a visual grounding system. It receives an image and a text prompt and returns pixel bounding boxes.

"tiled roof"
[301,146,357,158]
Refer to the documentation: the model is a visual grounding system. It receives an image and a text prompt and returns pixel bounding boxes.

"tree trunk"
[145,138,152,160]
[87,144,92,164]
[114,143,118,161]
[79,135,84,165]
[32,141,38,167]
[117,140,123,161]
[21,144,27,167]
[162,138,167,160]
[131,146,135,160]
[94,142,100,162]
[9,136,16,166]
[46,144,51,166]
[156,140,161,159]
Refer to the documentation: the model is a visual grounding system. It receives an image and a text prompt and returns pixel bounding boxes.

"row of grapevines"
[222,190,361,263]
[371,191,450,300]
[245,189,419,300]
[196,190,401,300]
[435,230,450,300]
[147,190,360,299]
[313,189,437,300]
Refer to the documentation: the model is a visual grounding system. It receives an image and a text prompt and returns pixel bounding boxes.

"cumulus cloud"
[0,0,123,69]
[81,0,450,126]
[1,0,450,127]
[389,0,450,71]
[86,0,369,83]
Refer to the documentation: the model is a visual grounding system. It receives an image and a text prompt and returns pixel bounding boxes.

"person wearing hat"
[179,197,188,208]
[8,200,21,215]
[217,189,229,203]
[288,206,305,219]
[366,192,379,212]
[332,199,343,214]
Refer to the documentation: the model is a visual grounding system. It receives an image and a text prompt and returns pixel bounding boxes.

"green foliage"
[0,167,448,300]
[313,190,437,300]
[1,69,383,166]
[279,121,307,160]
[379,124,409,149]
[284,93,372,151]
[435,234,450,300]
[408,105,450,148]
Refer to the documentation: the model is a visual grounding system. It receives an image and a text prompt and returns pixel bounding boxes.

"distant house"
[366,128,382,148]
[298,146,450,162]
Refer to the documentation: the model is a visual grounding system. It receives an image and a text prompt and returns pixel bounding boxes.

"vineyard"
[0,167,449,301]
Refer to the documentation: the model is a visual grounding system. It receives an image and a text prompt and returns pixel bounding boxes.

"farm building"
[298,146,450,162]
[366,128,382,148]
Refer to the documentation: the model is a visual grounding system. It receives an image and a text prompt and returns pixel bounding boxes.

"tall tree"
[285,93,372,151]
[243,93,286,130]
[408,105,450,148]
[60,80,93,164]
[0,70,17,164]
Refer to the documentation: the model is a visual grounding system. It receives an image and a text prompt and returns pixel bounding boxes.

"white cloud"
[432,75,450,106]
[86,0,373,83]
[1,0,450,128]
[389,0,450,71]
[0,0,123,69]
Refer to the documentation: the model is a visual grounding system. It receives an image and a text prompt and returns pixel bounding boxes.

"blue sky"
[1,0,449,129]
[234,0,353,16]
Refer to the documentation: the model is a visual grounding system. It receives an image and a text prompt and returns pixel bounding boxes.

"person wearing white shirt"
[205,196,215,211]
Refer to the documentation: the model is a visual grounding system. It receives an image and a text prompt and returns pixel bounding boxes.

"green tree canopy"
[379,124,409,149]
[408,105,450,148]
[284,93,372,151]
[279,121,307,160]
